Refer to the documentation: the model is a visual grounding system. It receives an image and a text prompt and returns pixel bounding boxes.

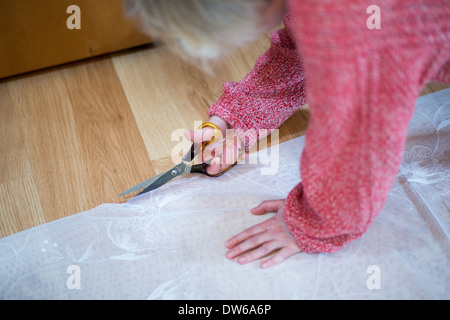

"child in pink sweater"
[127,0,450,268]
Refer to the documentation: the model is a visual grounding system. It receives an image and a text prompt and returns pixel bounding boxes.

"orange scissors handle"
[200,122,223,150]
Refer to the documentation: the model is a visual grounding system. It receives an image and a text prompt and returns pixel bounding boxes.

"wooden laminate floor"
[0,35,448,239]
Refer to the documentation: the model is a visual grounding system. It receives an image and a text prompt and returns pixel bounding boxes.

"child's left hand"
[225,199,302,268]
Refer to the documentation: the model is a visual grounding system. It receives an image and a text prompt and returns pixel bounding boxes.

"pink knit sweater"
[208,0,450,253]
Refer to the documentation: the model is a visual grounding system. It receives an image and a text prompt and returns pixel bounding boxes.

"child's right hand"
[183,116,247,175]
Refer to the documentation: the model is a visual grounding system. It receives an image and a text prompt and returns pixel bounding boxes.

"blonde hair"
[124,0,271,60]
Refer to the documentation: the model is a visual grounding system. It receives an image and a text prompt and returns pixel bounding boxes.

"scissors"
[119,122,241,197]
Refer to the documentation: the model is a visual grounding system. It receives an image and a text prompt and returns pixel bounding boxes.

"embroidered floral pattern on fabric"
[399,101,450,201]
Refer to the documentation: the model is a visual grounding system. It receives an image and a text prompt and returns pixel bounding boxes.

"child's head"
[124,0,286,60]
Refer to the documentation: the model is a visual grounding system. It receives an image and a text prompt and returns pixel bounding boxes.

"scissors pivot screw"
[171,169,178,176]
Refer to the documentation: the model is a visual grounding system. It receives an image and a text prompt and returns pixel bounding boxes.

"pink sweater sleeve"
[283,0,450,253]
[209,1,450,254]
[208,16,307,150]
[284,57,418,252]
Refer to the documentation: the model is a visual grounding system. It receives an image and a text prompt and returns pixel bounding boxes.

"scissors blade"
[137,162,190,195]
[119,170,169,197]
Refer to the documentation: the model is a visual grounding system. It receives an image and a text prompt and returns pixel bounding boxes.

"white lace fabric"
[1,89,449,299]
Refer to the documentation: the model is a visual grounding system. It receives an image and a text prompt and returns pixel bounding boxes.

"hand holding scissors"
[120,121,244,197]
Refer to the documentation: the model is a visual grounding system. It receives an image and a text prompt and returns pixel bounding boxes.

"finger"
[203,141,224,161]
[235,241,280,265]
[250,199,285,215]
[183,128,214,144]
[205,138,243,161]
[223,139,242,165]
[206,157,223,175]
[225,232,272,260]
[261,245,301,269]
[183,130,193,141]
[203,141,228,175]
[206,152,247,176]
[225,223,267,249]
[199,128,214,142]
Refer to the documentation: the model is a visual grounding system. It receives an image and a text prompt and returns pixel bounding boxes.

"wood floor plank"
[1,57,152,237]
[420,82,450,96]
[0,177,45,238]
[0,83,32,183]
[59,57,155,203]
